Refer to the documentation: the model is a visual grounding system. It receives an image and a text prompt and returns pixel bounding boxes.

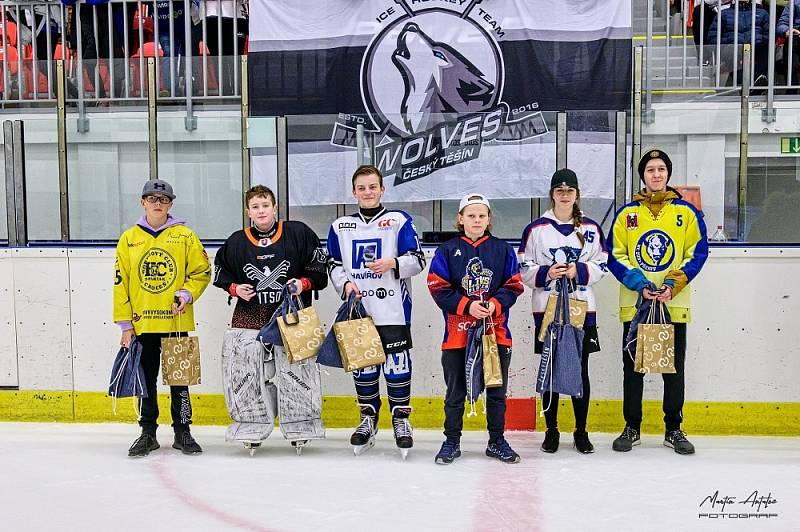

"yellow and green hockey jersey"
[113,219,211,333]
[607,190,708,323]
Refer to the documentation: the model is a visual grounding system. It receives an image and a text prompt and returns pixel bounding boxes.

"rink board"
[0,247,798,435]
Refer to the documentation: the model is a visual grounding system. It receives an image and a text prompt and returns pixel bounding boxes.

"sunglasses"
[144,195,172,204]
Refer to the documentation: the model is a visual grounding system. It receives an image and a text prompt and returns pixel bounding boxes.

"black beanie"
[550,168,579,190]
[638,149,672,182]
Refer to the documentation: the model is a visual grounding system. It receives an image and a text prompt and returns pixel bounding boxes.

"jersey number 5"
[676,214,683,227]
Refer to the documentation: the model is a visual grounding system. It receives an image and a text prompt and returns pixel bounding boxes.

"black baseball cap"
[550,168,579,191]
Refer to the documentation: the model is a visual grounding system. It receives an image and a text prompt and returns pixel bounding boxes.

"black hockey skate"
[351,404,378,456]
[391,406,413,460]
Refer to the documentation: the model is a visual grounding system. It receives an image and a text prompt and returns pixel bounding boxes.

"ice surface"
[2,423,797,532]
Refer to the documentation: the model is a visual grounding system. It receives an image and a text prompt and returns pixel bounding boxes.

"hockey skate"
[351,404,378,456]
[290,440,309,456]
[243,441,262,456]
[391,406,413,460]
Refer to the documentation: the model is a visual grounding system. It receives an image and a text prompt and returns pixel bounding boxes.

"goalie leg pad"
[221,328,277,442]
[273,345,325,442]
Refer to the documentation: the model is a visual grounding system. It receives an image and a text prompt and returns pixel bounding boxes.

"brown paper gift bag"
[634,302,676,374]
[277,299,325,364]
[538,293,588,342]
[334,315,386,372]
[482,329,503,388]
[161,313,201,386]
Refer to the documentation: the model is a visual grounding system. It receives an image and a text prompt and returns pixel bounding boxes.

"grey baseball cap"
[142,179,175,199]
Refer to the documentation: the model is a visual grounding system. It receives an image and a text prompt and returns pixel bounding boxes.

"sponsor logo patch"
[138,248,177,294]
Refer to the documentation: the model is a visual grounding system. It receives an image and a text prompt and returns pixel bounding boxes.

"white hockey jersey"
[327,208,425,327]
[518,210,609,326]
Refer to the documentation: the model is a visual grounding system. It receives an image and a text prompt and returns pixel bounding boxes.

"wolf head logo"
[391,22,496,135]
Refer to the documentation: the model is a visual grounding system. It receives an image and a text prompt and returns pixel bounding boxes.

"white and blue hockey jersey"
[518,210,609,327]
[326,208,425,333]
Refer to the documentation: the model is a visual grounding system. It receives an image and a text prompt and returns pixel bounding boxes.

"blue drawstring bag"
[317,293,370,369]
[465,323,485,416]
[257,285,297,347]
[108,336,148,414]
[536,276,584,401]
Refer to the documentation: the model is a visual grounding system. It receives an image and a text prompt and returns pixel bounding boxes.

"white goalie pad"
[221,328,278,442]
[272,345,325,442]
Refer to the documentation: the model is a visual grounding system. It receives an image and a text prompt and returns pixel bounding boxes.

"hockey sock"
[353,364,382,412]
[384,350,412,410]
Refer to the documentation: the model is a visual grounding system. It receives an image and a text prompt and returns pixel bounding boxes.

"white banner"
[249,0,628,203]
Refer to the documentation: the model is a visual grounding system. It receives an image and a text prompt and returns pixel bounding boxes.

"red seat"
[130,41,165,96]
[196,41,219,95]
[0,44,19,95]
[0,20,18,48]
[0,44,19,75]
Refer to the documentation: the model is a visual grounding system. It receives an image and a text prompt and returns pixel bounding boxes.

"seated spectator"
[155,0,190,95]
[692,0,720,65]
[708,0,770,85]
[777,0,800,85]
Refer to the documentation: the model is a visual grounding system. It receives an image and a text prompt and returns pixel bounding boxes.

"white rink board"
[0,249,18,387]
[12,248,73,390]
[1,246,799,403]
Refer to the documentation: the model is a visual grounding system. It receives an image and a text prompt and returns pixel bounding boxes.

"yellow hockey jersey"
[607,190,708,323]
[113,220,211,333]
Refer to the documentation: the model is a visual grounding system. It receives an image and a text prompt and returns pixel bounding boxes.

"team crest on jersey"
[352,239,382,269]
[138,248,177,293]
[635,230,675,272]
[461,257,492,298]
[244,261,290,291]
[549,246,582,264]
[626,212,638,230]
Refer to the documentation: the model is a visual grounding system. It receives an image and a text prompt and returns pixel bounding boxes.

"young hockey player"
[114,179,211,458]
[427,193,524,465]
[326,165,426,458]
[608,150,708,455]
[518,169,609,454]
[214,185,328,454]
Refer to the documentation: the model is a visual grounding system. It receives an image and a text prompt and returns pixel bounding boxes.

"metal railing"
[1,0,247,106]
[638,0,800,120]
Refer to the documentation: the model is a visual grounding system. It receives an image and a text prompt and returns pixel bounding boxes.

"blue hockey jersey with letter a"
[427,234,524,349]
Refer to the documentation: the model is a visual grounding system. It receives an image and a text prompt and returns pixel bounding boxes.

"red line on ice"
[471,435,541,532]
[152,454,278,532]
